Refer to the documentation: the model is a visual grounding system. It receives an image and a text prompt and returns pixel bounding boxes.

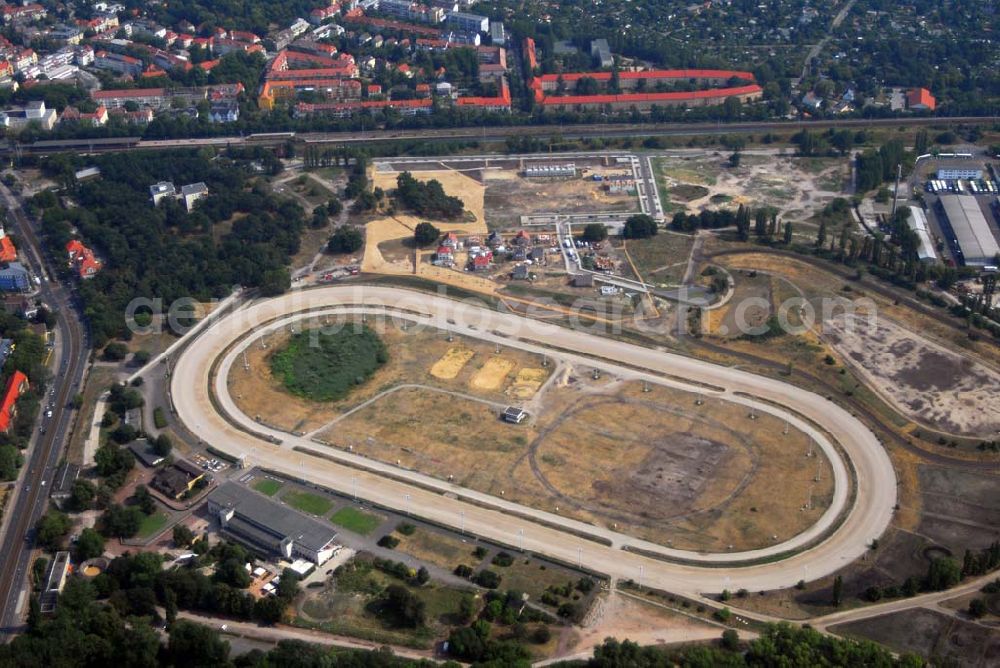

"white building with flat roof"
[906,206,937,262]
[937,168,982,181]
[149,181,176,205]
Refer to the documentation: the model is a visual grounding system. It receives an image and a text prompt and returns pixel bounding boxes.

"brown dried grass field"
[229,314,832,552]
[228,319,549,434]
[313,363,832,552]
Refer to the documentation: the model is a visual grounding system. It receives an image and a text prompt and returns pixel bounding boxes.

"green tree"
[173,524,195,548]
[327,226,364,254]
[74,528,105,561]
[622,214,658,239]
[816,220,827,248]
[132,485,156,515]
[968,598,987,618]
[254,596,285,625]
[164,588,178,627]
[0,443,20,480]
[100,504,144,539]
[581,223,608,242]
[783,222,794,245]
[753,209,767,238]
[35,511,72,550]
[396,172,464,219]
[383,584,426,628]
[832,575,843,606]
[94,443,134,478]
[927,557,962,591]
[67,478,96,511]
[414,221,441,247]
[215,558,251,589]
[26,595,41,634]
[166,620,230,667]
[153,433,173,457]
[277,568,301,601]
[260,268,291,296]
[102,342,128,362]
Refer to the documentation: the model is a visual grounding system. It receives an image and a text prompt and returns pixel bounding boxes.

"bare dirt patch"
[824,313,1000,437]
[484,166,639,227]
[470,356,516,391]
[653,154,846,222]
[361,170,492,294]
[831,608,1000,666]
[564,591,726,659]
[530,382,833,551]
[624,233,697,287]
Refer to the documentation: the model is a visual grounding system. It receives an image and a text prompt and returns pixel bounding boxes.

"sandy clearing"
[825,313,1000,437]
[560,591,726,660]
[429,347,475,380]
[362,170,494,294]
[655,155,846,222]
[470,356,515,391]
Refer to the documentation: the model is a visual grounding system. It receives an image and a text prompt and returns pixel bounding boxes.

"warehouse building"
[907,206,937,262]
[207,482,339,565]
[937,195,1000,266]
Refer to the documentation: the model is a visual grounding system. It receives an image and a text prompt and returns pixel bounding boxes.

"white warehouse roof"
[906,206,937,262]
[938,195,1000,266]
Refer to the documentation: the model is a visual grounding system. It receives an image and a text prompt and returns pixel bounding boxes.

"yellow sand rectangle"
[470,357,515,391]
[430,347,474,380]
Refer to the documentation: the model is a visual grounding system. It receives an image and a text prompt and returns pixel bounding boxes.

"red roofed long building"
[455,78,512,112]
[0,371,29,433]
[530,69,762,112]
[523,37,538,73]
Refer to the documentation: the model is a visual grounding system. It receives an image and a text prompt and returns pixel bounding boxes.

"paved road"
[799,0,858,81]
[174,610,434,661]
[0,183,88,637]
[170,286,895,595]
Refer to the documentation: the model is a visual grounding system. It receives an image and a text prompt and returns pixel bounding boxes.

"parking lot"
[191,452,228,474]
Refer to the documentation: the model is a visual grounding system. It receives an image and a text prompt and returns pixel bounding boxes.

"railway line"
[1,115,991,157]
